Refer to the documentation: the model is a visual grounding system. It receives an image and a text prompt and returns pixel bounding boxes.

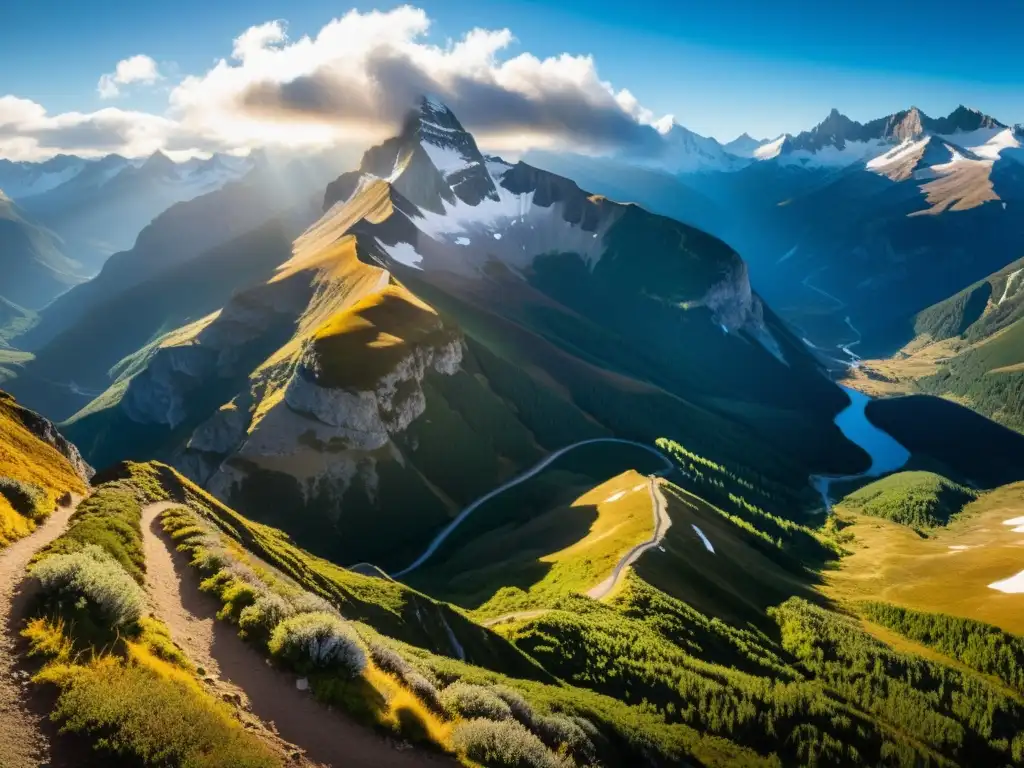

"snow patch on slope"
[691,524,715,553]
[999,269,1023,304]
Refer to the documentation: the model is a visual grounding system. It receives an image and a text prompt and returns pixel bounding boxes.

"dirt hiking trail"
[142,502,452,768]
[0,495,85,768]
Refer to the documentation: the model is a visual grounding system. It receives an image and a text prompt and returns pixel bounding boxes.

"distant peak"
[816,108,855,130]
[141,150,176,172]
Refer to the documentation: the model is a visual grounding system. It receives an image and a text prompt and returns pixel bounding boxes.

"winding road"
[481,476,673,627]
[141,503,450,768]
[391,438,673,578]
[0,494,82,768]
[586,477,671,599]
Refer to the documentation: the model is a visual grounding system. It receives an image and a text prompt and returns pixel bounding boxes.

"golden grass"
[311,284,449,390]
[840,336,964,397]
[825,482,1024,635]
[414,470,657,619]
[26,615,282,767]
[0,394,86,547]
[0,496,34,547]
[22,616,75,663]
[275,178,393,284]
[364,663,453,748]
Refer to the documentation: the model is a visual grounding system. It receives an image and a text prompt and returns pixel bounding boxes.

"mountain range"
[3,93,1024,768]
[24,97,863,570]
[0,150,255,312]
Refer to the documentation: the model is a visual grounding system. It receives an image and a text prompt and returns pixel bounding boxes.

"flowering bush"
[0,476,47,520]
[493,685,536,725]
[440,682,513,722]
[369,642,412,678]
[532,713,596,762]
[238,592,293,637]
[268,612,366,677]
[32,544,146,627]
[452,718,575,768]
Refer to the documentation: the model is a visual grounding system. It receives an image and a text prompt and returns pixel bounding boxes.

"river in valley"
[812,385,911,511]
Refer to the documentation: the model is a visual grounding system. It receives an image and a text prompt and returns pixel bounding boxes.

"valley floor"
[825,483,1024,635]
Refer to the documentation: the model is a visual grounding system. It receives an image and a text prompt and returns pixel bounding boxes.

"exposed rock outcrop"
[1,392,93,481]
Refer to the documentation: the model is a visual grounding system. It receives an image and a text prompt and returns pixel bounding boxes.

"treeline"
[861,601,1024,694]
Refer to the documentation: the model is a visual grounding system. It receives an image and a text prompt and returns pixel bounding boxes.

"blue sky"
[1,0,1022,148]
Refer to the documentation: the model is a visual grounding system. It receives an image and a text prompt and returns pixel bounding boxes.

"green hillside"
[858,257,1024,435]
[21,457,1022,767]
[836,471,979,531]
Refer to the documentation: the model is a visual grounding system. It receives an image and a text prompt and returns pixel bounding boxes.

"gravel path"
[142,503,452,768]
[0,495,81,768]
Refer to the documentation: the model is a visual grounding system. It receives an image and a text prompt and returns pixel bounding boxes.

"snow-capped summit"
[0,154,89,198]
[723,133,775,158]
[656,122,749,173]
[755,105,1013,170]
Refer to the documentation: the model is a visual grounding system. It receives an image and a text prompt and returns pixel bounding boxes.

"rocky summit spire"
[360,96,501,211]
[881,107,925,142]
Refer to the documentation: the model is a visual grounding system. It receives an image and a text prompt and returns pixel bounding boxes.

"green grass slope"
[836,471,979,531]
[892,256,1024,433]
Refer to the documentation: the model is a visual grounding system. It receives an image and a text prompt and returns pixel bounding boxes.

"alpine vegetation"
[451,718,575,768]
[439,681,515,721]
[268,611,368,677]
[31,544,146,627]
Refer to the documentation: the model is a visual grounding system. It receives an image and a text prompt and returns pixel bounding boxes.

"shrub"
[268,612,366,677]
[39,655,278,768]
[493,685,536,725]
[452,718,574,768]
[369,642,412,678]
[0,476,47,520]
[288,591,339,616]
[217,580,262,621]
[32,545,146,627]
[238,593,293,638]
[440,682,513,722]
[405,671,444,714]
[532,713,596,762]
[191,546,229,573]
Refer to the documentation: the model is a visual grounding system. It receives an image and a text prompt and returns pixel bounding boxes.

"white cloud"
[97,54,163,99]
[0,95,179,160]
[2,7,671,161]
[168,6,668,154]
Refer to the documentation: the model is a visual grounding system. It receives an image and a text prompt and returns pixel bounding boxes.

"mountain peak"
[934,105,1005,134]
[139,150,176,175]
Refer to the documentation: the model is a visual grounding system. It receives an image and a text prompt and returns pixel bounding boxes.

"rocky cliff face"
[119,278,312,429]
[205,311,463,505]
